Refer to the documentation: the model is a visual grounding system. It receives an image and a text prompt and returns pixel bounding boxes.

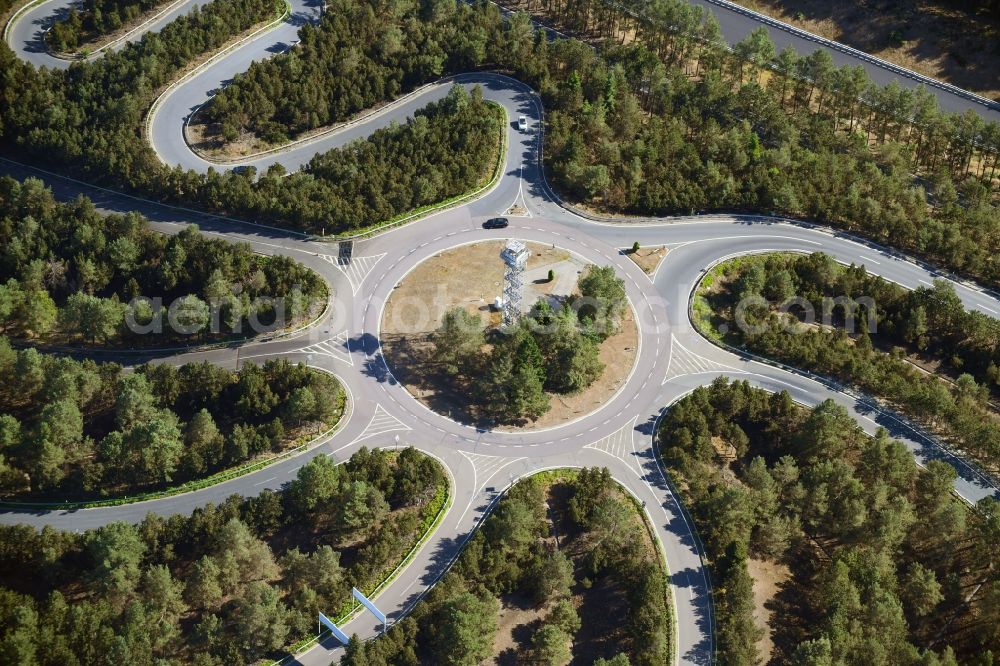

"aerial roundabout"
[4,1,1000,664]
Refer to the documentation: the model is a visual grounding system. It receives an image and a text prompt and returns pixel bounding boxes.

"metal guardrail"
[700,0,1000,112]
[143,0,292,163]
[687,253,1000,495]
[2,0,45,45]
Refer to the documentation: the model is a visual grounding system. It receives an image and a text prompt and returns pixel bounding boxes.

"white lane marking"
[319,253,387,295]
[297,330,354,365]
[668,234,823,248]
[348,404,412,446]
[665,335,737,379]
[583,417,637,459]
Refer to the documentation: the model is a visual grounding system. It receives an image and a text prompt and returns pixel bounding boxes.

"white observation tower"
[500,239,530,327]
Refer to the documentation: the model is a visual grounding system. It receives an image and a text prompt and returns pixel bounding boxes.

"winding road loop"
[4,1,1000,664]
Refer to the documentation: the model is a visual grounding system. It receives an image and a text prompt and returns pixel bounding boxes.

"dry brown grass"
[625,246,668,274]
[381,241,638,432]
[737,0,1000,100]
[747,557,792,662]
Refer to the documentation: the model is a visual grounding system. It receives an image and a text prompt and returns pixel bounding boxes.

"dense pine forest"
[196,0,1000,284]
[0,177,326,346]
[1,0,998,287]
[0,447,446,664]
[1,0,999,661]
[0,344,343,500]
[340,469,669,665]
[45,0,173,53]
[242,86,504,232]
[199,0,495,145]
[658,378,1000,664]
[695,252,1000,475]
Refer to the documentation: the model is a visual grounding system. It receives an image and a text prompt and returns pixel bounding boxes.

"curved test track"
[3,2,1000,665]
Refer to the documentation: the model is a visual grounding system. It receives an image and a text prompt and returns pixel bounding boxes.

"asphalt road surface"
[3,2,1000,665]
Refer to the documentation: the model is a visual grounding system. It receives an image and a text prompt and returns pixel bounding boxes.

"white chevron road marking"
[459,451,527,493]
[301,330,354,365]
[319,253,386,294]
[664,335,737,381]
[584,416,637,460]
[351,404,412,445]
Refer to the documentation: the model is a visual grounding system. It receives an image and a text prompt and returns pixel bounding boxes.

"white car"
[518,116,528,131]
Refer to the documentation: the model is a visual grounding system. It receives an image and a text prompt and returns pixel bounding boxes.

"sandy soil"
[735,0,1000,100]
[625,246,668,275]
[381,241,639,431]
[747,557,792,662]
[185,100,404,161]
[490,594,551,665]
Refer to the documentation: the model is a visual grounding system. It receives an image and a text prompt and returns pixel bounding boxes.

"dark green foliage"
[577,265,627,339]
[201,0,500,142]
[46,0,172,52]
[0,4,504,236]
[705,252,1000,473]
[1,0,277,188]
[198,0,1000,285]
[476,323,551,423]
[341,470,670,666]
[540,28,1000,288]
[0,340,342,499]
[0,177,325,344]
[658,378,1000,663]
[532,623,572,665]
[430,265,620,424]
[0,447,444,665]
[284,86,500,232]
[426,591,499,665]
[4,0,1000,292]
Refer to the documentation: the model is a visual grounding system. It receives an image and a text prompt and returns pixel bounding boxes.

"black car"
[483,217,509,229]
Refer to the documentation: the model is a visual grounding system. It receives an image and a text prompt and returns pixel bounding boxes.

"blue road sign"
[352,587,387,625]
[319,612,350,644]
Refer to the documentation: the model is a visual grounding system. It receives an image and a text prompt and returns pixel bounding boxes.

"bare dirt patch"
[185,103,401,162]
[734,0,1000,100]
[747,557,792,662]
[625,246,668,275]
[380,241,638,432]
[490,593,551,665]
